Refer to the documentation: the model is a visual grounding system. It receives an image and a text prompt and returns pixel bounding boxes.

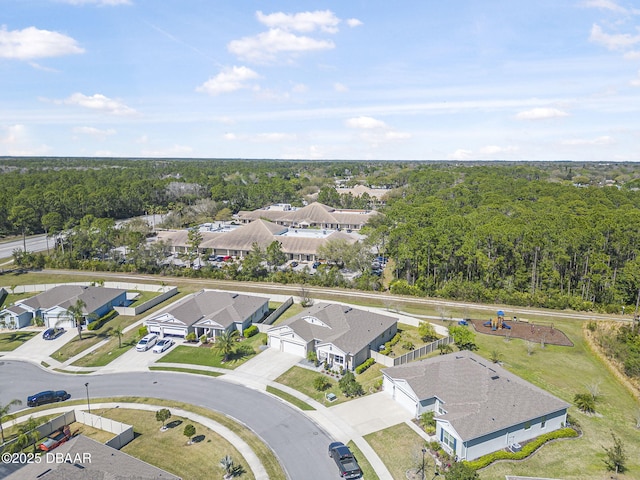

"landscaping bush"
[466,428,578,470]
[313,375,331,391]
[138,326,148,338]
[185,332,197,343]
[338,371,364,397]
[87,310,118,331]
[355,358,375,374]
[243,325,258,337]
[199,334,208,344]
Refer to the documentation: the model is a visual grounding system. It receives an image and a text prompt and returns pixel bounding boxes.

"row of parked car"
[136,333,175,353]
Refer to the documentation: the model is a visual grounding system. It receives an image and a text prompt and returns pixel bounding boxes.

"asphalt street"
[0,361,338,480]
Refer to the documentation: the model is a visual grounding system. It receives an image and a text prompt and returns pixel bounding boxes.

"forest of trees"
[4,157,640,314]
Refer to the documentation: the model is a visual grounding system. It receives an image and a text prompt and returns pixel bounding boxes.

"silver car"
[152,338,175,353]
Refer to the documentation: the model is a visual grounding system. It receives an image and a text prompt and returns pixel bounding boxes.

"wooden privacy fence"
[370,336,454,367]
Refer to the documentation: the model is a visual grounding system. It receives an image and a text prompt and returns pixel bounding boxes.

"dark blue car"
[42,328,65,340]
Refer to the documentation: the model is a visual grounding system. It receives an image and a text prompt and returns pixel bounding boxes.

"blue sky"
[1,0,639,160]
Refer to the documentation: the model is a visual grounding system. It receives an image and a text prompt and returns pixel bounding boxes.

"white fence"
[370,336,455,367]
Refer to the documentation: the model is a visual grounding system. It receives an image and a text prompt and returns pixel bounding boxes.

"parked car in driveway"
[136,334,158,352]
[152,338,175,353]
[42,327,65,340]
[27,390,71,407]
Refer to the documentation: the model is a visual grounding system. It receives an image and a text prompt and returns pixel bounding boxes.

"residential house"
[145,289,269,339]
[267,303,397,370]
[382,351,570,461]
[7,285,127,330]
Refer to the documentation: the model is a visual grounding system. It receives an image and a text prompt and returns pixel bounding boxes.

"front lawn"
[347,440,379,480]
[157,333,266,369]
[0,331,37,351]
[364,423,430,480]
[95,408,255,480]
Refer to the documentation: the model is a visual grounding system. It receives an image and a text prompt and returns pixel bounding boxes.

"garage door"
[281,340,306,357]
[269,336,281,349]
[161,327,187,337]
[393,383,418,416]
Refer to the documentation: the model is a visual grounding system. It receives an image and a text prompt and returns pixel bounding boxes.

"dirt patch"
[468,318,573,347]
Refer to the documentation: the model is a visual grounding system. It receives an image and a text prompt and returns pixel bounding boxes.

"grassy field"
[149,366,222,377]
[157,333,267,369]
[364,423,429,480]
[0,331,37,351]
[94,408,255,480]
[265,385,315,411]
[347,440,379,480]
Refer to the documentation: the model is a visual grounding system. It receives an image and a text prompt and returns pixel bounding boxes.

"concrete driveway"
[233,346,301,381]
[7,328,75,364]
[327,391,413,436]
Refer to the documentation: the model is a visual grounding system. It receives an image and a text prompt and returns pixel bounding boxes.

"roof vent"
[491,375,500,380]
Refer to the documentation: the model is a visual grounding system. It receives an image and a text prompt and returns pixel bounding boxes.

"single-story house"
[145,289,269,339]
[267,303,397,370]
[0,304,32,329]
[7,285,127,330]
[382,351,570,461]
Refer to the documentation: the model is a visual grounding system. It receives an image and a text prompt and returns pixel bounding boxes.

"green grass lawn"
[148,366,222,377]
[127,290,162,307]
[0,331,37,351]
[1,292,35,309]
[94,408,255,480]
[364,423,429,480]
[270,302,303,325]
[266,385,315,410]
[157,333,266,369]
[347,440,379,480]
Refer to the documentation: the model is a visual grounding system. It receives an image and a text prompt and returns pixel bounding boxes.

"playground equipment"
[483,310,512,331]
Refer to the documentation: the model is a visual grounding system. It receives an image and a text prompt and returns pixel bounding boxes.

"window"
[334,355,344,364]
[541,416,547,429]
[524,421,531,430]
[442,430,456,450]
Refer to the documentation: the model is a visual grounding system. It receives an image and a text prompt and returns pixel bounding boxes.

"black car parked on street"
[27,390,71,407]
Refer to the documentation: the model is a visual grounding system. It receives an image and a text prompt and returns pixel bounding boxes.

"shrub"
[87,310,118,331]
[355,358,376,374]
[185,332,197,342]
[339,371,364,397]
[402,341,415,351]
[574,392,596,413]
[388,332,401,347]
[243,325,258,337]
[138,326,148,338]
[199,334,208,344]
[313,375,331,391]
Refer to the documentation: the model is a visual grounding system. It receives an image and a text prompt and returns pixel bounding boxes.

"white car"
[152,338,175,353]
[136,334,158,352]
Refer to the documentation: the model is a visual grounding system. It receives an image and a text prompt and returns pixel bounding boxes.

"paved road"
[0,361,337,480]
[0,235,49,259]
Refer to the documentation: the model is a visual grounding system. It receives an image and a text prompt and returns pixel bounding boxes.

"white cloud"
[141,144,193,157]
[561,136,615,145]
[56,0,131,5]
[624,50,640,59]
[72,126,116,139]
[223,133,238,140]
[228,28,334,63]
[515,107,569,120]
[590,24,640,51]
[333,82,348,92]
[479,145,519,155]
[384,131,411,140]
[0,124,50,155]
[582,0,629,13]
[448,149,473,160]
[0,26,84,60]
[346,18,363,28]
[223,132,296,142]
[196,66,260,95]
[60,93,137,115]
[256,10,340,33]
[345,116,387,129]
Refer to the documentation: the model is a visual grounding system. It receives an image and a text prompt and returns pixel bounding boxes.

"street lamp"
[421,448,426,480]
[84,382,91,414]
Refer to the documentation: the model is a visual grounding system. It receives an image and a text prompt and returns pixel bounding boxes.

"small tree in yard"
[0,399,22,443]
[313,375,331,391]
[420,411,436,435]
[112,325,124,348]
[603,432,627,473]
[444,461,479,480]
[338,371,364,398]
[215,330,238,362]
[574,392,596,413]
[448,325,477,351]
[219,454,245,479]
[418,321,438,342]
[156,408,171,431]
[183,424,196,445]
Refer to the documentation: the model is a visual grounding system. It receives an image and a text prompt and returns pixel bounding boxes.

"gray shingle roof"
[18,285,125,315]
[237,202,378,227]
[150,290,268,329]
[275,303,397,354]
[5,434,180,480]
[383,351,570,441]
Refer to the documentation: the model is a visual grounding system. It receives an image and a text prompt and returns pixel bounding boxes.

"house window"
[334,355,344,364]
[524,421,531,430]
[442,430,456,450]
[541,416,547,429]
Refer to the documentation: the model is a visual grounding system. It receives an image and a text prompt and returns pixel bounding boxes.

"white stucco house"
[145,289,269,339]
[382,351,570,461]
[267,303,397,371]
[3,285,128,330]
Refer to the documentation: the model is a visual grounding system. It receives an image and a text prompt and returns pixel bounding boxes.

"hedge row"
[243,325,258,337]
[379,332,402,355]
[466,428,578,470]
[86,310,118,331]
[355,358,375,374]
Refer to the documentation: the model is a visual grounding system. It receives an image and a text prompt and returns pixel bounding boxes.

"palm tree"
[12,417,39,453]
[0,399,22,443]
[66,299,87,341]
[215,330,238,362]
[220,455,234,479]
[112,325,124,348]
